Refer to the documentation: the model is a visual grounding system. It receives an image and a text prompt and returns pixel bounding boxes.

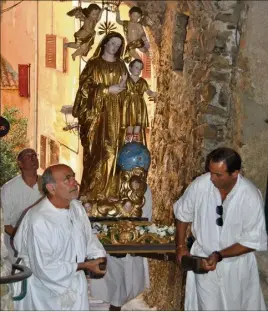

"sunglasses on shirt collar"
[216,205,223,226]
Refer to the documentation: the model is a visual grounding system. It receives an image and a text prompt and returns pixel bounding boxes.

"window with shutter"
[18,64,30,97]
[40,135,47,170]
[56,36,64,72]
[141,53,151,79]
[49,139,60,165]
[46,34,56,68]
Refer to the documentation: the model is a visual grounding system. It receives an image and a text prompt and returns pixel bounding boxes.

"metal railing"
[0,264,32,301]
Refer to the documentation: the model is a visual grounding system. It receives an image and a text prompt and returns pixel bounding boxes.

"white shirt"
[1,174,43,261]
[13,198,106,311]
[1,174,43,227]
[173,173,267,310]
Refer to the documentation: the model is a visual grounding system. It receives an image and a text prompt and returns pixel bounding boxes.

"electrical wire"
[1,0,25,14]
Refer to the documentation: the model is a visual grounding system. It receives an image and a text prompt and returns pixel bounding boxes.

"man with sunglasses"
[174,147,267,310]
[1,148,43,262]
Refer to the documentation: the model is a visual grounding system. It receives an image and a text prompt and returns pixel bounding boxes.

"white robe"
[174,173,267,310]
[13,198,106,311]
[90,186,153,306]
[1,175,43,262]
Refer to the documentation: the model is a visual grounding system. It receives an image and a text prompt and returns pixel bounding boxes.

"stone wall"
[233,1,268,195]
[133,0,251,310]
[231,1,268,306]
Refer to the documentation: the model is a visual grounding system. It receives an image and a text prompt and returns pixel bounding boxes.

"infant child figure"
[116,6,152,62]
[122,59,157,144]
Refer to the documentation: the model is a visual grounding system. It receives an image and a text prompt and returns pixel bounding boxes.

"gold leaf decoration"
[98,21,117,35]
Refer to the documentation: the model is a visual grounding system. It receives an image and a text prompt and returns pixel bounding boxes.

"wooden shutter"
[18,64,30,97]
[40,135,47,170]
[63,37,67,73]
[141,53,151,79]
[46,34,56,68]
[49,139,59,165]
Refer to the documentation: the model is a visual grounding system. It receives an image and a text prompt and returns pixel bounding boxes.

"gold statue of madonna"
[73,32,128,202]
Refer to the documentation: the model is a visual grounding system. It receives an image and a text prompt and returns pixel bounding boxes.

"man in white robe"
[174,147,267,311]
[1,148,43,262]
[90,186,152,310]
[13,164,107,310]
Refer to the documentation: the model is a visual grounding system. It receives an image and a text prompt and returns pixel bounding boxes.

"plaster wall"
[1,89,29,118]
[37,1,83,180]
[0,0,36,146]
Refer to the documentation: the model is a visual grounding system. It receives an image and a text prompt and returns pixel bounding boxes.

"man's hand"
[108,84,125,94]
[5,225,15,236]
[176,245,190,263]
[78,257,107,275]
[202,252,220,271]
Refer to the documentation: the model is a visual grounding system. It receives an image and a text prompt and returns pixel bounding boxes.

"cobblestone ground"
[88,294,157,311]
[87,280,157,311]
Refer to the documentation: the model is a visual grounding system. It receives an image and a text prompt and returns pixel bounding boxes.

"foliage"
[0,107,28,187]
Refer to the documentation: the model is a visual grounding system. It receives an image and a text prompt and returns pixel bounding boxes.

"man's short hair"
[205,147,242,173]
[42,168,56,195]
[17,148,36,161]
[129,6,143,16]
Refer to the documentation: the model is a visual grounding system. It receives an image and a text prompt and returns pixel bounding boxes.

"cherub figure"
[64,4,104,61]
[116,6,153,63]
[122,59,157,144]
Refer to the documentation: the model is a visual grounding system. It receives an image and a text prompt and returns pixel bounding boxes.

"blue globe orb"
[117,142,151,171]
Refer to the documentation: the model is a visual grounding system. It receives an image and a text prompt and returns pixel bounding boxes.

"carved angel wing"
[66,7,83,17]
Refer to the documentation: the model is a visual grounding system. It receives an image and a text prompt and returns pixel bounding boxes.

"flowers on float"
[92,222,108,234]
[167,226,175,235]
[92,222,175,242]
[135,224,175,238]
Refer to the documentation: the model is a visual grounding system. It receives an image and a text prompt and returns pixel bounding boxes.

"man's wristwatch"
[212,251,223,262]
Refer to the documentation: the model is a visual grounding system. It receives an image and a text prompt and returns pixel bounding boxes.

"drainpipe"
[33,0,39,151]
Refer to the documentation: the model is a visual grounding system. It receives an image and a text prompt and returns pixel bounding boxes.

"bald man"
[1,148,43,262]
[13,164,107,310]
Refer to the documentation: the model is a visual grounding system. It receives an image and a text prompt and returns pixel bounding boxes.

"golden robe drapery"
[122,77,149,129]
[73,56,128,200]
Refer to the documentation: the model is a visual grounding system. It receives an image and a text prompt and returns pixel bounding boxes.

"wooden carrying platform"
[103,243,176,262]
